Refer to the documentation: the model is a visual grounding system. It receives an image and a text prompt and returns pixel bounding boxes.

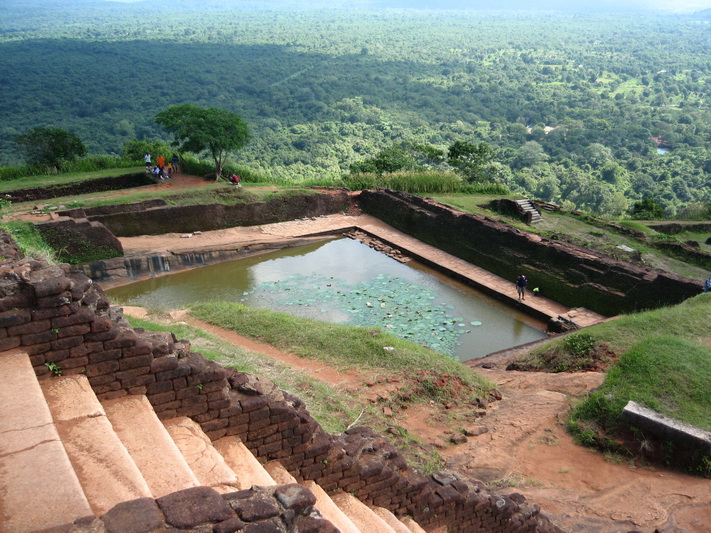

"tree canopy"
[14,127,86,169]
[155,104,250,179]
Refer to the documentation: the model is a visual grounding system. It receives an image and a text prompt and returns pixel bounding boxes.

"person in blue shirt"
[516,274,528,301]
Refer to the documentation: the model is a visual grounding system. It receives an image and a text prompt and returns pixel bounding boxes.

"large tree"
[14,127,86,168]
[447,140,497,183]
[155,104,250,179]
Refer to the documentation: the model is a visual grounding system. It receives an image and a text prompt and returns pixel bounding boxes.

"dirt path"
[122,307,710,533]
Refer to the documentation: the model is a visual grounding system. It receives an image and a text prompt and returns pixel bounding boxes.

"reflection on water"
[108,239,546,361]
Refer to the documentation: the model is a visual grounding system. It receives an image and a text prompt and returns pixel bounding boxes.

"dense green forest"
[2,1,711,216]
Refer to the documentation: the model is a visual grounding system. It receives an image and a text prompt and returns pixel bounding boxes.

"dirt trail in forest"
[123,306,711,533]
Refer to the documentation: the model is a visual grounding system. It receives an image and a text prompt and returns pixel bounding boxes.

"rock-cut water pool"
[107,238,547,361]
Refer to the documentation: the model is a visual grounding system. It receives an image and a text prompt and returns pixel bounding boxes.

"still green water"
[107,238,546,361]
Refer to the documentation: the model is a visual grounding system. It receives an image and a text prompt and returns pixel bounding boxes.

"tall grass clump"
[0,220,56,263]
[346,170,464,194]
[461,182,511,195]
[0,155,136,182]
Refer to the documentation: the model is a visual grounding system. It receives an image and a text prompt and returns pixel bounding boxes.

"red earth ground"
[121,309,710,533]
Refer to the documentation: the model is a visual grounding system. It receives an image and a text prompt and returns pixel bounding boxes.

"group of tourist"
[144,153,180,181]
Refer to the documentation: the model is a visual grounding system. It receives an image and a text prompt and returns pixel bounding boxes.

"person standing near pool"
[516,274,528,301]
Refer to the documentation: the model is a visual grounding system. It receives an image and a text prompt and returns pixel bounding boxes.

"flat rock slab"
[0,351,92,531]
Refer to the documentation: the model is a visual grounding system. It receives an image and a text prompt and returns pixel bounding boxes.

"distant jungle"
[1,1,710,216]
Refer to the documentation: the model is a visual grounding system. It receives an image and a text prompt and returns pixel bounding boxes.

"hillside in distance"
[1,4,710,216]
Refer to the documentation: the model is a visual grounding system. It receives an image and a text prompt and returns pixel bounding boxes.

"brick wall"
[359,189,703,316]
[0,232,560,533]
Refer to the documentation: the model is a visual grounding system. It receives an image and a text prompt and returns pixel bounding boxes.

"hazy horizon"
[17,0,711,13]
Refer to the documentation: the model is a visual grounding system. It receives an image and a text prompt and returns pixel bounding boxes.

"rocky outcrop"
[359,189,703,316]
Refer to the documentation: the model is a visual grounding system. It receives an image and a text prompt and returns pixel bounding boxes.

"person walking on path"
[171,153,180,174]
[516,274,528,301]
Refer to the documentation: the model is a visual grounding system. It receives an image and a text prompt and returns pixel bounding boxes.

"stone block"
[147,380,174,395]
[119,354,152,370]
[90,316,113,333]
[56,324,91,338]
[176,386,200,400]
[31,303,78,320]
[88,374,116,387]
[60,356,88,370]
[101,497,164,533]
[232,492,281,522]
[83,330,119,342]
[88,348,122,363]
[29,354,46,366]
[70,341,103,358]
[21,330,58,346]
[148,391,176,405]
[115,366,150,382]
[274,484,317,516]
[50,307,94,327]
[30,276,72,298]
[176,404,209,418]
[8,318,50,336]
[0,309,31,328]
[155,365,191,381]
[123,341,152,357]
[240,396,268,413]
[104,330,138,350]
[150,355,178,373]
[172,376,187,390]
[98,390,128,401]
[121,374,156,388]
[50,335,84,351]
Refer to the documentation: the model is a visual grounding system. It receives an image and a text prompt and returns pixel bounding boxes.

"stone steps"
[0,351,93,532]
[515,198,543,224]
[163,417,242,493]
[213,435,277,489]
[41,375,152,516]
[264,460,363,533]
[265,460,420,533]
[2,351,427,533]
[103,394,201,497]
[331,491,398,533]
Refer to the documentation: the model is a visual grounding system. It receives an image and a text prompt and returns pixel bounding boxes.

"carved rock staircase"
[515,199,543,225]
[0,351,426,533]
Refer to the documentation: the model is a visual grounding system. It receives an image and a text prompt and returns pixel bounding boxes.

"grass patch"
[570,335,711,433]
[0,220,56,263]
[551,294,711,473]
[7,182,295,213]
[188,301,491,392]
[508,333,617,372]
[124,314,363,434]
[125,311,453,473]
[346,171,466,194]
[0,166,145,193]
